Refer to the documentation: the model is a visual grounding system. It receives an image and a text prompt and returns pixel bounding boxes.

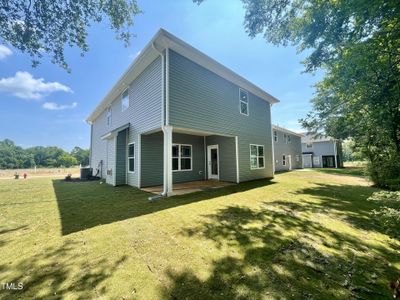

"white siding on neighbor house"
[273,129,302,171]
[90,57,162,186]
[302,140,336,156]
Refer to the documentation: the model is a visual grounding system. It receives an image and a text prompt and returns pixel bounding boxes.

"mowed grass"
[0,170,399,299]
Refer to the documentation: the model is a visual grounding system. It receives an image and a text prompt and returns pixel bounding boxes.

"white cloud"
[0,71,72,100]
[42,102,77,111]
[0,45,12,60]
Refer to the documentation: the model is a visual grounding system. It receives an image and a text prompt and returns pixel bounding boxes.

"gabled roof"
[272,125,304,138]
[301,133,335,143]
[86,28,280,123]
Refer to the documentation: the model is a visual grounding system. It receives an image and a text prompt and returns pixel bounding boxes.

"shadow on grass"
[315,167,367,177]
[161,184,398,299]
[0,240,127,299]
[52,178,275,235]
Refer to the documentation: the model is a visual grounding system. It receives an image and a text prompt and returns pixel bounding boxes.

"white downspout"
[235,136,240,183]
[152,43,172,196]
[270,104,275,175]
[165,48,170,126]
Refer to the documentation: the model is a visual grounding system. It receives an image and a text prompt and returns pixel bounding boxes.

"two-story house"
[272,125,303,172]
[301,133,343,168]
[87,29,279,196]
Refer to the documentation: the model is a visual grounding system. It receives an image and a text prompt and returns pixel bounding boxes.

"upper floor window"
[250,144,265,169]
[121,89,129,112]
[306,143,313,148]
[287,135,291,143]
[274,131,278,142]
[106,107,112,127]
[239,88,249,116]
[172,144,192,171]
[284,134,287,144]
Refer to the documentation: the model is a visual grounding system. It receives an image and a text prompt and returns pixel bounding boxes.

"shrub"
[367,153,400,190]
[368,191,400,238]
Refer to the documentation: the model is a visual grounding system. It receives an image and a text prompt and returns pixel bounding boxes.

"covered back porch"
[140,126,239,196]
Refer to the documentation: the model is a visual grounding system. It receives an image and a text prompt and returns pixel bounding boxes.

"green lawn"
[0,170,398,299]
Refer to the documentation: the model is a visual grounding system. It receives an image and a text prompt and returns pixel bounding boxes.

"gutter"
[152,42,169,198]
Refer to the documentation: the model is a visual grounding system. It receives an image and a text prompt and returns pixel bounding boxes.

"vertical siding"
[90,57,162,187]
[115,129,127,185]
[205,135,237,182]
[273,130,302,171]
[169,50,273,181]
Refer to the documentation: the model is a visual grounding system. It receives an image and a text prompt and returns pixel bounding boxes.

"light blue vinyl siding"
[90,57,162,186]
[168,50,273,181]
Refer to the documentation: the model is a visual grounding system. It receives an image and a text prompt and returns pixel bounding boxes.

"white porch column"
[162,125,173,196]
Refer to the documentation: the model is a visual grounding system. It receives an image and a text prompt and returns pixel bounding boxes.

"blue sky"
[0,0,322,151]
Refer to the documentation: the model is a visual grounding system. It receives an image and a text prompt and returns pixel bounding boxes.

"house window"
[128,143,135,172]
[282,154,287,166]
[296,155,300,162]
[284,134,287,144]
[287,135,291,143]
[106,107,112,127]
[172,144,192,171]
[306,143,313,148]
[239,88,249,116]
[121,89,129,112]
[250,144,265,169]
[274,131,278,142]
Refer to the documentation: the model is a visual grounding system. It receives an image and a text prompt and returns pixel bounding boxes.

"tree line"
[0,139,89,169]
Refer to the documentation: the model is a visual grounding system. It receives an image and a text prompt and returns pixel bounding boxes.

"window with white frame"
[128,143,135,172]
[172,144,192,171]
[274,131,278,142]
[287,135,291,143]
[239,88,249,115]
[250,144,265,169]
[121,89,129,112]
[106,107,112,127]
[282,154,287,166]
[284,134,287,144]
[306,143,313,148]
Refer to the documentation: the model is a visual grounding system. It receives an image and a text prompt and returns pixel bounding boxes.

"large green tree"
[0,0,141,71]
[195,0,400,187]
[71,146,90,166]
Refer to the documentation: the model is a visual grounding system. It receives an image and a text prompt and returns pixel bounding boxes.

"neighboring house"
[87,29,279,196]
[301,134,343,168]
[272,125,303,172]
